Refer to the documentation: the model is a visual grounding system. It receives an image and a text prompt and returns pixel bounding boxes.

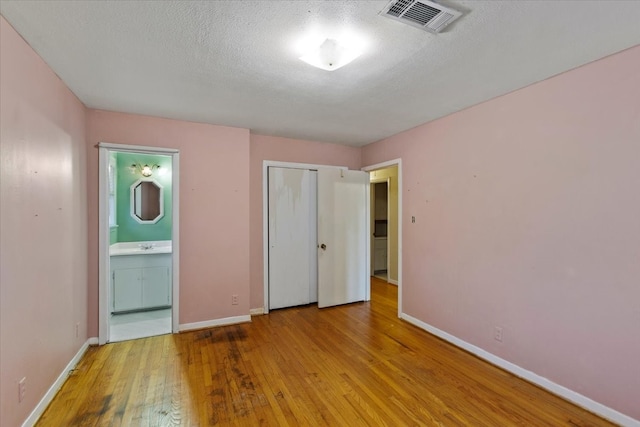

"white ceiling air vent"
[380,0,462,33]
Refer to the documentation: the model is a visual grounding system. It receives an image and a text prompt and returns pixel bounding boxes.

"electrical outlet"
[494,326,503,342]
[75,322,80,338]
[231,295,239,305]
[18,377,26,402]
[412,216,416,223]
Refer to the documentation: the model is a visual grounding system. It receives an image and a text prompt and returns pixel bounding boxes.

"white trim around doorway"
[362,158,402,319]
[98,142,180,345]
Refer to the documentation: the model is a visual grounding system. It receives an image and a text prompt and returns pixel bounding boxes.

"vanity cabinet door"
[142,267,171,308]
[111,253,172,313]
[113,268,143,311]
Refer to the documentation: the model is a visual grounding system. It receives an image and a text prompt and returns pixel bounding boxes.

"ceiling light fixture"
[299,38,362,71]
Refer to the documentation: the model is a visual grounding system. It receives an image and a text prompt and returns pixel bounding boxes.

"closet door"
[317,168,369,308]
[268,167,314,309]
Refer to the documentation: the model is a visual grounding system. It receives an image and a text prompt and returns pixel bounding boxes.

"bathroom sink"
[109,240,172,256]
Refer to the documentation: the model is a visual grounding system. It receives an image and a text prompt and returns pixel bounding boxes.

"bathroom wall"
[109,152,119,244]
[109,227,118,244]
[0,17,88,427]
[361,45,640,421]
[115,152,172,242]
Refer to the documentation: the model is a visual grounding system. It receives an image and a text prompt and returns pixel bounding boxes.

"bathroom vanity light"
[130,163,160,177]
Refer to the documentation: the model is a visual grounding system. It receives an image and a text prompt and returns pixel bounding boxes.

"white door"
[317,168,369,308]
[268,167,317,309]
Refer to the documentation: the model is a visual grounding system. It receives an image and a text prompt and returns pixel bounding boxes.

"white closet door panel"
[268,167,312,309]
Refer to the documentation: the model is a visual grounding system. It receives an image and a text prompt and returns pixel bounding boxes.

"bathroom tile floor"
[110,308,171,342]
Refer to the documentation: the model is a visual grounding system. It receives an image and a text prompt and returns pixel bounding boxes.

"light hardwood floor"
[37,278,614,426]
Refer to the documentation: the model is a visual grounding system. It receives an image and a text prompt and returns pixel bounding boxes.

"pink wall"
[86,111,250,332]
[3,8,637,423]
[249,134,361,308]
[0,17,88,427]
[362,45,640,419]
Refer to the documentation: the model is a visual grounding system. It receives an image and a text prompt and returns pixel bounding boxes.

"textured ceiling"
[2,1,640,147]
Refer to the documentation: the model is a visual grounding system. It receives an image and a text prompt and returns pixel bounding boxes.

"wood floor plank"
[36,278,617,426]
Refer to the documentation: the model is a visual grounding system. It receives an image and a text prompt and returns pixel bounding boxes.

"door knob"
[320,243,327,250]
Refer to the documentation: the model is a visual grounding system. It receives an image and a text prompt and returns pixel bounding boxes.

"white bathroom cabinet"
[111,253,172,313]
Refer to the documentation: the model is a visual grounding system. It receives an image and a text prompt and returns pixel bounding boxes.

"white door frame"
[362,159,402,318]
[98,142,180,345]
[262,161,348,314]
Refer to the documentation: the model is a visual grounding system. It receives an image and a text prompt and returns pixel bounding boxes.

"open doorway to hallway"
[372,180,389,281]
[368,165,399,285]
[363,159,402,318]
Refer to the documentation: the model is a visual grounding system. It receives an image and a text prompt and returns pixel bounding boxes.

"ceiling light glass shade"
[299,38,362,71]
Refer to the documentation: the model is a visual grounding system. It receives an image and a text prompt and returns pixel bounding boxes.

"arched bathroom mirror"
[130,179,164,224]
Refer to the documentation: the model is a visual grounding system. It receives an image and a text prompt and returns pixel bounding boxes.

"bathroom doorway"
[98,143,180,345]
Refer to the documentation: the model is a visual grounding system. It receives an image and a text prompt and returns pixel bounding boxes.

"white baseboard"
[21,339,92,427]
[88,337,99,346]
[179,315,251,332]
[388,279,398,285]
[400,313,639,427]
[249,308,264,316]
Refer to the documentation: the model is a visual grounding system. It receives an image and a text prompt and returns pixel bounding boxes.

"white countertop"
[110,240,172,256]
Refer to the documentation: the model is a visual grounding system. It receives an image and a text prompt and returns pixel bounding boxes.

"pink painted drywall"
[249,134,361,309]
[362,45,640,420]
[86,110,250,332]
[0,17,88,427]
